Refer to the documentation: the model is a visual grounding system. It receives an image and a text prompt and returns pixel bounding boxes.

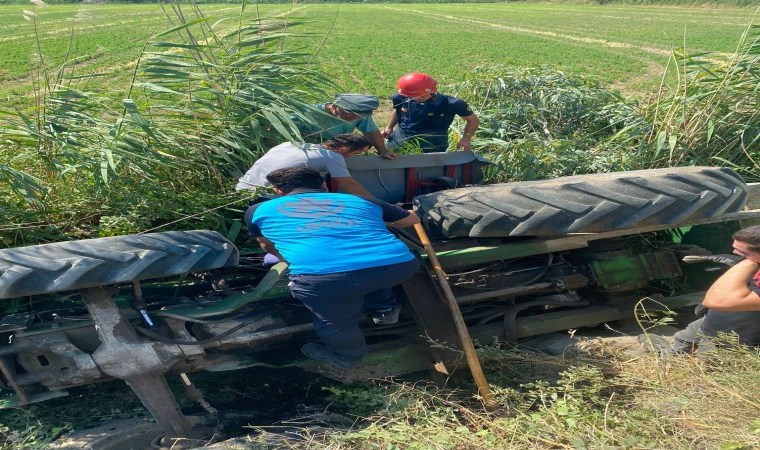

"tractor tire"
[414,166,748,238]
[0,230,239,299]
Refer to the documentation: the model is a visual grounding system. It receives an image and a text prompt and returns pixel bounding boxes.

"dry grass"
[240,339,760,450]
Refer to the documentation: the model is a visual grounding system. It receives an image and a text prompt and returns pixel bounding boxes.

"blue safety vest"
[250,193,414,274]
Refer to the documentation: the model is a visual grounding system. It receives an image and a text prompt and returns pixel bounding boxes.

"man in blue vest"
[245,167,420,369]
[294,94,399,160]
[382,73,480,154]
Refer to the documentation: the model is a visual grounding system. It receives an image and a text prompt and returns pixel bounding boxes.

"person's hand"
[456,137,472,152]
[381,128,393,138]
[694,302,709,316]
[379,151,399,160]
[682,254,744,267]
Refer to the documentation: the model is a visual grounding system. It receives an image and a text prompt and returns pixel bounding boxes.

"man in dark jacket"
[382,73,479,153]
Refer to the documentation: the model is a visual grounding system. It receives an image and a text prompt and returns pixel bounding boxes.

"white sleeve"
[317,149,351,178]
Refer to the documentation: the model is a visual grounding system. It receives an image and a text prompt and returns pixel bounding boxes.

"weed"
[281,340,760,449]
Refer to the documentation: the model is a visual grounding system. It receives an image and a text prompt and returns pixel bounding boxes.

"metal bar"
[0,355,29,404]
[503,300,590,342]
[446,165,456,179]
[131,281,155,327]
[470,303,636,342]
[411,220,497,406]
[213,322,313,347]
[433,208,760,270]
[456,282,555,304]
[463,162,471,185]
[80,286,193,440]
[14,372,53,386]
[125,373,194,439]
[156,262,290,320]
[400,257,466,380]
[0,390,68,409]
[406,168,417,202]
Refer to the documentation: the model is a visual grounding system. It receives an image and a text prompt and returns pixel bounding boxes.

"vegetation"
[1,2,328,246]
[0,365,334,449]
[2,3,758,107]
[1,2,760,448]
[451,65,634,182]
[1,3,757,247]
[248,337,760,449]
[451,24,760,183]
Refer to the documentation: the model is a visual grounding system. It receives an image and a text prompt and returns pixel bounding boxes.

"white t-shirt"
[235,142,351,191]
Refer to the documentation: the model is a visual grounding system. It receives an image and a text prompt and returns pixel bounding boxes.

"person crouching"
[245,166,421,368]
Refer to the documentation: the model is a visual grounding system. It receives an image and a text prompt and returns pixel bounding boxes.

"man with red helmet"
[381,73,480,153]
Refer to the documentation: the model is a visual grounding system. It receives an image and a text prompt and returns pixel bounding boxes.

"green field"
[0,2,757,107]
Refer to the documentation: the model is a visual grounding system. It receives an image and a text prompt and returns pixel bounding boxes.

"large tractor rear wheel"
[415,166,748,237]
[0,230,239,299]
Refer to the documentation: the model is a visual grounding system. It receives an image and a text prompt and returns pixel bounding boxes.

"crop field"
[0,2,757,108]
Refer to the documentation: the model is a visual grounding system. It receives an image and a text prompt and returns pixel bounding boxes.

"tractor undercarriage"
[1,154,757,446]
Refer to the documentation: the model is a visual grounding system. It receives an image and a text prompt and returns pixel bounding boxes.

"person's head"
[397,72,437,102]
[732,226,760,263]
[321,134,372,158]
[328,94,379,121]
[266,167,327,195]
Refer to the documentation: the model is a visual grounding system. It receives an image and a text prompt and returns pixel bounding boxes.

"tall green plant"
[1,1,178,206]
[451,65,635,183]
[0,2,334,245]
[608,25,760,179]
[135,3,332,181]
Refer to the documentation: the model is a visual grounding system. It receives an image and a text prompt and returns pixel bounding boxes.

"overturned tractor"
[0,153,756,445]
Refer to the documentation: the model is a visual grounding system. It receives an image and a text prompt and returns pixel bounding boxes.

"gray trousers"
[672,316,708,353]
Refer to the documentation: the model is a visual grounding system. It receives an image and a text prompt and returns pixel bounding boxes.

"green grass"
[297,3,758,97]
[0,2,757,108]
[0,3,295,106]
[270,339,760,450]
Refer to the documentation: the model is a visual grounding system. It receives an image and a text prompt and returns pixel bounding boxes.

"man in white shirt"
[235,134,373,197]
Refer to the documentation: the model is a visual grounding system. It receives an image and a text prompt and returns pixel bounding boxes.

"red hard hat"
[397,73,437,97]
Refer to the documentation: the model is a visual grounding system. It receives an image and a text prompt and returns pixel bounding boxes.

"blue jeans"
[288,258,420,362]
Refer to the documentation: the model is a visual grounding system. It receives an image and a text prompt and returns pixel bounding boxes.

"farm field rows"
[0,2,756,107]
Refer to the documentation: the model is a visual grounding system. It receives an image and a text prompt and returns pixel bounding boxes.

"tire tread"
[414,167,748,238]
[0,231,239,298]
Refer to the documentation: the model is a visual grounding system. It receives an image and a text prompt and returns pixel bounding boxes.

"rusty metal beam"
[412,222,497,406]
[0,355,29,404]
[400,258,465,378]
[79,286,194,440]
[434,209,760,270]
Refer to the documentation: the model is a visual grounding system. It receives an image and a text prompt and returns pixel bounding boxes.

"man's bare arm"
[334,177,373,197]
[387,212,421,228]
[702,259,760,310]
[364,130,398,160]
[255,236,286,264]
[382,110,398,138]
[456,114,480,152]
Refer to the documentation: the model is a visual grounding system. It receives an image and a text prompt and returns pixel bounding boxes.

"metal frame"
[3,179,759,441]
